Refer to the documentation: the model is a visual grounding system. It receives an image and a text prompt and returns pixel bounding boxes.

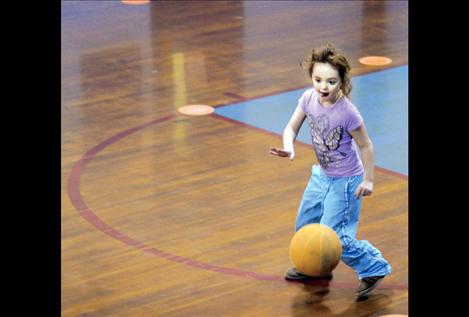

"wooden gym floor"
[61,1,408,316]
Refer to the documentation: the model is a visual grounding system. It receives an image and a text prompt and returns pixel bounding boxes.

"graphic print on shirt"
[308,114,346,169]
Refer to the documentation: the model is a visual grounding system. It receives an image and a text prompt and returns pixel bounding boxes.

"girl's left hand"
[355,181,373,199]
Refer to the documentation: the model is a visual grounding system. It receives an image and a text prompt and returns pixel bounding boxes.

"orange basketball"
[289,224,342,277]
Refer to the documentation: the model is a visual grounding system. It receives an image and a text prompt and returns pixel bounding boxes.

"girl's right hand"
[269,147,295,160]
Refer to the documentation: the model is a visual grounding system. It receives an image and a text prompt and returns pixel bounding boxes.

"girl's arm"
[349,123,374,198]
[270,105,306,160]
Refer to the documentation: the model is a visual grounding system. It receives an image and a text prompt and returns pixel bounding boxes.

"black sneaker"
[284,268,332,281]
[356,275,384,298]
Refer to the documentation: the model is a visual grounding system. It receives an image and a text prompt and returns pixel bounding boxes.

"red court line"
[67,114,407,291]
[210,113,408,180]
[215,64,408,107]
[223,92,247,100]
[215,65,408,180]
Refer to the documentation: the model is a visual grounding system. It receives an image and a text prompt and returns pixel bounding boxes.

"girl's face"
[311,62,342,105]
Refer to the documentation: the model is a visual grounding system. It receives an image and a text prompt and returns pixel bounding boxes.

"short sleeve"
[298,88,315,113]
[346,103,363,132]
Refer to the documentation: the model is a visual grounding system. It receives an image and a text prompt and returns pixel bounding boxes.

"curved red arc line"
[66,114,408,290]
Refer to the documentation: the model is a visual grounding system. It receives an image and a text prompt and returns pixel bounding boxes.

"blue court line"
[215,65,408,175]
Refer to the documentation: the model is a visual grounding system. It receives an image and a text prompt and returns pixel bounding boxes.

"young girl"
[270,44,392,299]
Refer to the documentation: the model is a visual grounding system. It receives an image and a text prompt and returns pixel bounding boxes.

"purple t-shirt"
[299,88,364,177]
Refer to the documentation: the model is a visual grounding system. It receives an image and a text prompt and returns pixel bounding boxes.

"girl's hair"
[301,44,352,97]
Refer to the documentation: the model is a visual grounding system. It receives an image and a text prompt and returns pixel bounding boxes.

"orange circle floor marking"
[121,0,150,5]
[178,105,215,116]
[359,56,392,66]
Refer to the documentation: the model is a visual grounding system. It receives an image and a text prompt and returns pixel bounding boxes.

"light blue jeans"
[295,164,392,279]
